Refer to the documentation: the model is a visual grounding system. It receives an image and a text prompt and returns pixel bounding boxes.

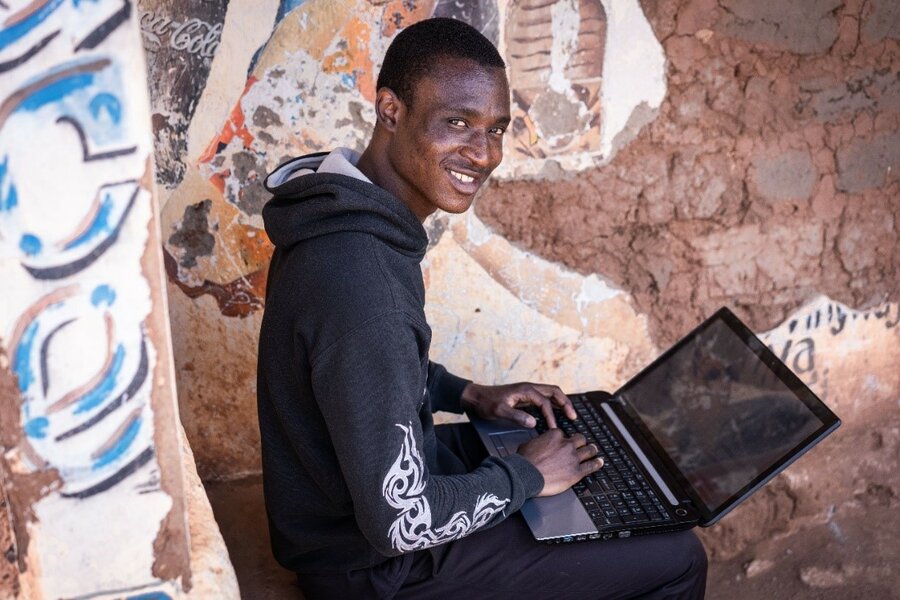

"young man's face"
[387,57,510,219]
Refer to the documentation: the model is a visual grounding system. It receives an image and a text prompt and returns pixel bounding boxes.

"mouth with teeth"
[449,170,474,183]
[446,168,480,193]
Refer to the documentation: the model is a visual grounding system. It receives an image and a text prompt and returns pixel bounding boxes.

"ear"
[373,87,405,133]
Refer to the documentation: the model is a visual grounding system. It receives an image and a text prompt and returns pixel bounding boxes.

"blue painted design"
[127,593,172,600]
[90,284,116,307]
[19,234,42,256]
[24,417,49,439]
[89,92,121,124]
[0,157,18,212]
[276,0,307,23]
[74,344,124,414]
[0,0,65,52]
[1,184,18,212]
[16,72,95,114]
[341,73,356,89]
[92,414,141,469]
[13,322,38,393]
[64,193,114,249]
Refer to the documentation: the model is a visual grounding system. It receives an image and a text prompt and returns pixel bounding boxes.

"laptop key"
[586,478,604,495]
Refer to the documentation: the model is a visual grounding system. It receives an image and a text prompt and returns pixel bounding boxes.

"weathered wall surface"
[0,0,193,597]
[477,0,899,345]
[135,0,897,595]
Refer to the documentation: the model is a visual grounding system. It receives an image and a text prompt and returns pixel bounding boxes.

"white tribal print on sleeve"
[381,422,510,552]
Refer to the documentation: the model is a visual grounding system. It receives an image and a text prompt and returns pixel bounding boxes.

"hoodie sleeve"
[427,361,470,414]
[310,311,544,557]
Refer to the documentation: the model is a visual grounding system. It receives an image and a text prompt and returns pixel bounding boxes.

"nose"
[460,129,493,170]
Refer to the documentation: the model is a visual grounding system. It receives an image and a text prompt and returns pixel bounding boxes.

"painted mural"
[140,0,668,477]
[0,0,190,597]
[156,0,665,324]
[130,0,895,596]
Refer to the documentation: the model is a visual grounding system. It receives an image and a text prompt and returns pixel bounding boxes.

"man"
[259,18,707,599]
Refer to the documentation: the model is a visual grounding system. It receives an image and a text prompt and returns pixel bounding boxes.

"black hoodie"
[258,152,544,575]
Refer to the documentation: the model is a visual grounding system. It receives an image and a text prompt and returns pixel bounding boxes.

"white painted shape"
[44,313,109,397]
[462,209,495,247]
[33,482,174,599]
[574,274,620,310]
[427,226,632,392]
[549,0,581,92]
[598,0,667,158]
[185,0,280,162]
[494,0,666,177]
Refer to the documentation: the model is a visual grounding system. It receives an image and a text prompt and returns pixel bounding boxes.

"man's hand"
[517,430,604,496]
[460,382,577,430]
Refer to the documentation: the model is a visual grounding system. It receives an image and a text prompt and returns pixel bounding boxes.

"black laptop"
[470,307,841,542]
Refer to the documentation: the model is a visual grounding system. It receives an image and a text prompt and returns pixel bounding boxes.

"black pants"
[299,424,708,599]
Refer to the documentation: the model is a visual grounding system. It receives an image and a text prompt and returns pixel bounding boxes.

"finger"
[532,383,578,421]
[534,384,577,421]
[514,387,556,428]
[577,443,599,462]
[580,457,605,476]
[537,394,557,430]
[497,403,536,428]
[570,433,587,448]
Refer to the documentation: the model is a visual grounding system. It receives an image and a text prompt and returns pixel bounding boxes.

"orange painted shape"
[198,77,259,164]
[380,0,435,37]
[235,224,273,273]
[322,18,378,102]
[208,170,228,194]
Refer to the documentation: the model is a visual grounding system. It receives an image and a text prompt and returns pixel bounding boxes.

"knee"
[684,531,708,576]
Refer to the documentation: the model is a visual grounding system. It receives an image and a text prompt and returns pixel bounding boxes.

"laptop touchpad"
[490,430,537,457]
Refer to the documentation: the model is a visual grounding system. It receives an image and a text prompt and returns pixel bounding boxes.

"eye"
[489,126,506,136]
[448,118,467,128]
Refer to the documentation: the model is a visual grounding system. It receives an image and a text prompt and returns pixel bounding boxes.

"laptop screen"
[617,309,839,523]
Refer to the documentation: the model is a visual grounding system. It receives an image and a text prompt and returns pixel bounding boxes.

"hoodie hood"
[262,152,428,256]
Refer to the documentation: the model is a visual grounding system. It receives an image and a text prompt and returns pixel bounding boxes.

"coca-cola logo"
[139,10,222,58]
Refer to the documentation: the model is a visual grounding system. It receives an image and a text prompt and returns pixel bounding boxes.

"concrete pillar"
[0,1,192,597]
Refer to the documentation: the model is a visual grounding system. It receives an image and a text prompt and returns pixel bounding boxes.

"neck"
[357,137,433,223]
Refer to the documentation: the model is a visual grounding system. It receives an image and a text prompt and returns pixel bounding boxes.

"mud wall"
[136,0,897,592]
[0,1,196,597]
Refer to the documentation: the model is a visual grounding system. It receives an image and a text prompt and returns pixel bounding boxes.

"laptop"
[469,307,841,543]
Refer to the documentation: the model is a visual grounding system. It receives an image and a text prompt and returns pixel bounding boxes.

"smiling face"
[377,57,510,220]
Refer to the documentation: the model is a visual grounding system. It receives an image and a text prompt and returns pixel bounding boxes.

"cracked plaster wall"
[135,0,897,593]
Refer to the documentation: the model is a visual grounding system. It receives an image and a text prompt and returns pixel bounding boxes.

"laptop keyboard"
[524,396,673,528]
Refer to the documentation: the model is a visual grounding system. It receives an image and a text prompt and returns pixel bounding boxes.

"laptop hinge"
[601,403,680,506]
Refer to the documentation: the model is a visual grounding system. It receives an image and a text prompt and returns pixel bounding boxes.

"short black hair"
[376,18,506,107]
